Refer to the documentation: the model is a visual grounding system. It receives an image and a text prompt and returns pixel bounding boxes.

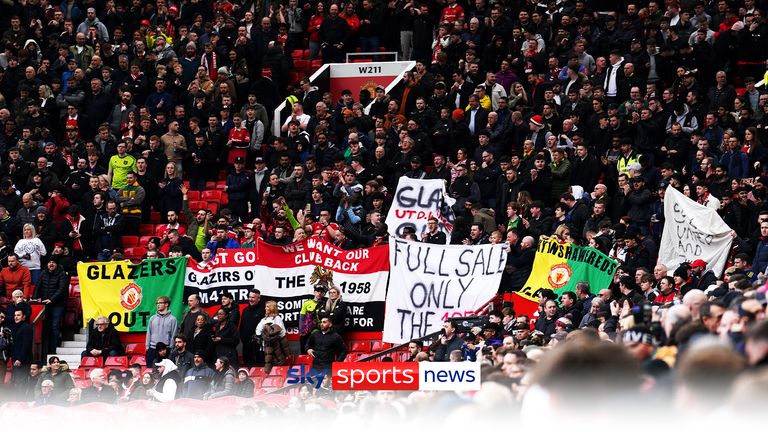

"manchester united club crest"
[547,263,572,289]
[120,282,143,311]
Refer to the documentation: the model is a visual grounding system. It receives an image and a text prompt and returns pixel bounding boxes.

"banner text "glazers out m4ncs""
[331,362,481,391]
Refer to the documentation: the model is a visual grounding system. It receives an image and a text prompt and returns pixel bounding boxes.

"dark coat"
[35,266,69,306]
[306,329,347,370]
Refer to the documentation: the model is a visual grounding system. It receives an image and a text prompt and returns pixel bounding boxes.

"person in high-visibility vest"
[616,138,641,175]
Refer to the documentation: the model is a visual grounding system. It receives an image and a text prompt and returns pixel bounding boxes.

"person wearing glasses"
[422,217,447,244]
[146,296,178,366]
[81,316,122,362]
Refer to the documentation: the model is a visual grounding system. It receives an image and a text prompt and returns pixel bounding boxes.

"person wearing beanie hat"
[233,367,255,397]
[452,108,465,122]
[182,350,215,399]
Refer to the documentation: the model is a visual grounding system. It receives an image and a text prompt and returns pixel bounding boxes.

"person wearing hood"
[148,359,181,402]
[203,356,236,399]
[665,101,699,135]
[146,296,178,366]
[76,8,109,41]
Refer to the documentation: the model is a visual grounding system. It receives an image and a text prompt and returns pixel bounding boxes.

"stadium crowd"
[0,0,767,417]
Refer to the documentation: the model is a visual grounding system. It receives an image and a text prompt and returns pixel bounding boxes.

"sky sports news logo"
[286,362,481,391]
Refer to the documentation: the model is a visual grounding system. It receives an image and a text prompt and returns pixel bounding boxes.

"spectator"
[146,296,177,367]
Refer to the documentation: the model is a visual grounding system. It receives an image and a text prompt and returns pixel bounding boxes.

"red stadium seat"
[371,341,388,352]
[269,366,290,377]
[68,277,80,297]
[105,356,129,368]
[122,236,138,247]
[154,224,167,236]
[215,181,226,190]
[125,343,146,356]
[302,49,310,59]
[187,190,201,201]
[129,355,146,366]
[149,211,162,223]
[310,60,322,70]
[252,377,264,389]
[218,170,228,181]
[260,376,285,388]
[139,224,155,236]
[189,200,208,212]
[344,353,362,362]
[71,368,87,380]
[291,49,303,59]
[207,203,219,215]
[249,367,267,378]
[294,59,310,73]
[349,341,371,352]
[205,181,216,190]
[352,58,372,63]
[201,190,222,202]
[139,235,154,246]
[80,357,103,368]
[124,247,146,260]
[295,355,312,365]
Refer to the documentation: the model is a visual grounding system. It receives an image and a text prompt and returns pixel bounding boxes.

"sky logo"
[285,365,327,389]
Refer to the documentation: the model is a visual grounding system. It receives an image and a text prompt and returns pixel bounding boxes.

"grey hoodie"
[146,311,178,350]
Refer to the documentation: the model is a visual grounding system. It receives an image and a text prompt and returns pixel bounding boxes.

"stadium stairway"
[47,327,86,369]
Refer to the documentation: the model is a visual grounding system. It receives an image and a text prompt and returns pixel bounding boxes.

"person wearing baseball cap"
[690,259,717,292]
[299,284,327,352]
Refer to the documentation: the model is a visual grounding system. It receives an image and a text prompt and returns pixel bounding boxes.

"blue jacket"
[720,150,749,179]
[225,171,250,201]
[206,237,240,257]
[752,240,768,275]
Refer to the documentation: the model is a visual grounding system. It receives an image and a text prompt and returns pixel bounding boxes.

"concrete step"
[78,328,87,335]
[74,334,86,342]
[49,354,80,368]
[55,347,85,356]
[61,341,87,348]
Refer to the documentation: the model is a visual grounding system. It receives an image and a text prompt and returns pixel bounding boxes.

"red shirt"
[229,127,250,148]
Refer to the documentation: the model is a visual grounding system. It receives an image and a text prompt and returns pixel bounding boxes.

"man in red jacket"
[0,254,32,301]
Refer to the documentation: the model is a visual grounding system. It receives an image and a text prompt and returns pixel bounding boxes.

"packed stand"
[0,0,767,415]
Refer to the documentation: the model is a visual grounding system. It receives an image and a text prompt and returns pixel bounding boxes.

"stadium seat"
[352,58,372,63]
[249,367,267,378]
[295,354,312,365]
[154,224,167,236]
[139,224,155,236]
[139,235,154,246]
[68,277,80,297]
[349,341,371,352]
[71,368,87,380]
[371,341,388,352]
[201,190,223,202]
[125,343,146,356]
[189,200,208,212]
[187,190,201,201]
[294,59,310,73]
[129,355,146,366]
[260,376,285,388]
[105,356,129,368]
[269,366,290,377]
[302,49,310,59]
[344,353,362,362]
[80,357,103,368]
[291,49,303,59]
[207,202,219,215]
[310,60,322,70]
[124,247,146,260]
[251,377,264,388]
[122,236,139,247]
[218,170,228,180]
[215,181,226,190]
[205,181,216,190]
[149,211,162,223]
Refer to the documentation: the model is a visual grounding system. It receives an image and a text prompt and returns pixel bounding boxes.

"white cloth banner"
[383,238,507,344]
[659,186,733,277]
[386,177,455,243]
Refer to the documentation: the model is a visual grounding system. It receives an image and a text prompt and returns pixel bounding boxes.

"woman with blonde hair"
[15,223,47,285]
[255,300,291,373]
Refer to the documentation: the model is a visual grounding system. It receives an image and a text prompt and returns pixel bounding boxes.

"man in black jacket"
[240,289,266,366]
[319,4,349,64]
[35,259,69,357]
[534,299,559,340]
[81,316,122,361]
[432,320,464,361]
[307,316,347,372]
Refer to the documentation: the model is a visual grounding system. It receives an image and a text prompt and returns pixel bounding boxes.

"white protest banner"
[185,238,389,332]
[386,177,455,243]
[383,238,507,344]
[658,185,733,277]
